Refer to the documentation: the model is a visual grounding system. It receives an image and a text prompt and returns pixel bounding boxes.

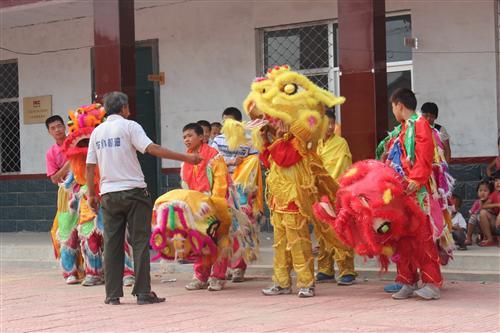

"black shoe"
[104,297,120,305]
[137,291,166,305]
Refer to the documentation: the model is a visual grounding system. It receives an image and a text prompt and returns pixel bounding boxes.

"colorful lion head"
[150,189,232,263]
[313,160,427,270]
[242,65,345,150]
[61,103,106,185]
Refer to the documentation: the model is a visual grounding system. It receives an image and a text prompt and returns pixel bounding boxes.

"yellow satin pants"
[271,211,315,288]
[313,219,356,278]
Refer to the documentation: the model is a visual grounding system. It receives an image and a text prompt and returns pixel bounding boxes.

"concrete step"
[2,232,499,282]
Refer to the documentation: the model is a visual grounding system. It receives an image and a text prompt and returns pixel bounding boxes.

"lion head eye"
[283,83,298,95]
[376,222,391,234]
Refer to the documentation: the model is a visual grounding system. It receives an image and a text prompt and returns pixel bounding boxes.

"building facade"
[1,0,499,231]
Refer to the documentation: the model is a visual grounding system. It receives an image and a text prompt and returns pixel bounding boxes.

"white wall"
[0,16,93,173]
[1,0,498,173]
[409,0,498,157]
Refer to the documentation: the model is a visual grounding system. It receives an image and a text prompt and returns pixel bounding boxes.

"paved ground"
[1,260,499,333]
[1,232,499,332]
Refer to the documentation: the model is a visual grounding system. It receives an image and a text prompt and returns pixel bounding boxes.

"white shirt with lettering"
[86,114,153,195]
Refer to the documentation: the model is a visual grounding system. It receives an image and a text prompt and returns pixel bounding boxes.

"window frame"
[0,59,21,174]
[257,13,413,123]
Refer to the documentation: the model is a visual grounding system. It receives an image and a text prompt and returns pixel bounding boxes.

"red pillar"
[338,0,387,161]
[93,0,136,118]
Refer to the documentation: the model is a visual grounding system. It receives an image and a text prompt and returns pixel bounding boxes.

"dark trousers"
[101,188,152,298]
[452,228,466,247]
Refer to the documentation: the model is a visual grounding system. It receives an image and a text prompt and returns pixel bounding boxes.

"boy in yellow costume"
[242,65,345,298]
[315,109,357,285]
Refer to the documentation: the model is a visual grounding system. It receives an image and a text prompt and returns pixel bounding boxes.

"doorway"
[135,40,161,200]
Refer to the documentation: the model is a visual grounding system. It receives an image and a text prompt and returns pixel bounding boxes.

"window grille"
[262,22,337,92]
[0,60,20,173]
[259,14,412,127]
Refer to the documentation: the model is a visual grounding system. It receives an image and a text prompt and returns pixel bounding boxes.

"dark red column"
[338,0,387,161]
[93,0,136,118]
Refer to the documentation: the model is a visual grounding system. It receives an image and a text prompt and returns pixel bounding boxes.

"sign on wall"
[23,95,52,124]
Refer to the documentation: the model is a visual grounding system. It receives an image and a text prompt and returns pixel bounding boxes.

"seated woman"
[478,177,500,247]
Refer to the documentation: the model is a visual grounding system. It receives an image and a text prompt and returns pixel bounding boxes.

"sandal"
[464,240,472,246]
[137,291,166,305]
[479,240,497,247]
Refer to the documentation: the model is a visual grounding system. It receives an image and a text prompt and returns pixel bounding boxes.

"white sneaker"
[65,275,80,285]
[207,278,224,291]
[232,268,245,283]
[185,278,208,290]
[298,287,315,298]
[261,285,292,296]
[392,284,417,300]
[81,275,104,286]
[414,283,440,300]
[123,275,135,287]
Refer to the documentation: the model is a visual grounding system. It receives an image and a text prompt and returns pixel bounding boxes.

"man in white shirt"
[86,91,201,305]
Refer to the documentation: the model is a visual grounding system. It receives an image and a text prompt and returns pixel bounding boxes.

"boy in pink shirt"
[45,115,70,184]
[45,115,79,284]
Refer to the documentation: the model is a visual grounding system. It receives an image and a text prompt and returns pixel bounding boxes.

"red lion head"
[313,160,426,270]
[61,103,106,186]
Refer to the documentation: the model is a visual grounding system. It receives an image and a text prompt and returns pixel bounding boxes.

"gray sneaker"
[81,275,104,286]
[185,278,208,290]
[298,287,315,298]
[231,268,245,283]
[392,283,417,300]
[261,285,292,296]
[414,283,440,300]
[65,275,80,285]
[207,278,224,291]
[123,275,135,287]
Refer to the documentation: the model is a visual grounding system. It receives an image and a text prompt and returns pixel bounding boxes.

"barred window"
[0,60,20,173]
[262,22,337,92]
[260,14,413,128]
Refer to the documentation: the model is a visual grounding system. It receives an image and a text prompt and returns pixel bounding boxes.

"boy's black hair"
[211,122,222,129]
[183,123,204,136]
[325,109,336,121]
[477,179,494,193]
[421,102,439,118]
[451,194,462,209]
[197,120,211,130]
[390,88,417,111]
[45,115,65,129]
[222,107,242,121]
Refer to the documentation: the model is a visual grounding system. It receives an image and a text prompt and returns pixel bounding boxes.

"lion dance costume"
[52,104,134,285]
[241,65,347,297]
[150,143,244,290]
[218,119,264,280]
[314,112,454,300]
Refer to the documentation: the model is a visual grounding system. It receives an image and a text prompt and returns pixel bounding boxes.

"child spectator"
[210,122,222,144]
[465,180,493,246]
[211,107,262,283]
[450,195,467,250]
[197,120,211,144]
[211,107,258,174]
[421,102,451,163]
[478,177,500,247]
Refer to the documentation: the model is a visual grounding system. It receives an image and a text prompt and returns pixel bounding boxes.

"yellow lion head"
[243,65,345,149]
